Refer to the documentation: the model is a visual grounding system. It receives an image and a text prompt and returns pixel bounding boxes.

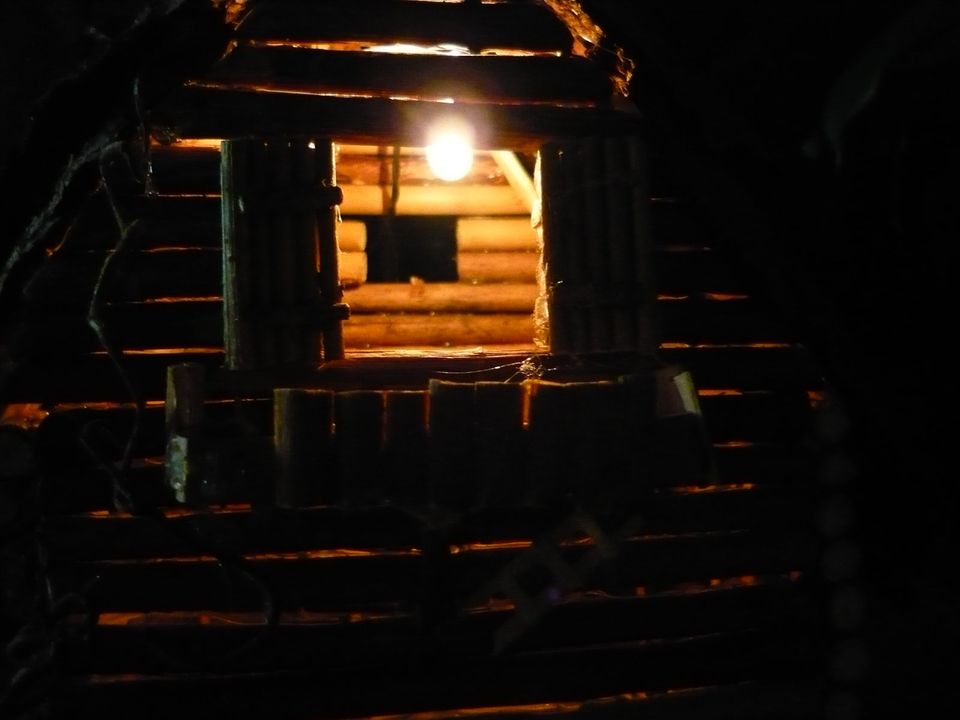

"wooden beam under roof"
[203,45,610,106]
[151,86,643,152]
[236,0,573,55]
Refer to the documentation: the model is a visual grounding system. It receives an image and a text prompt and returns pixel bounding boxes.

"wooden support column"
[539,134,657,355]
[221,137,346,371]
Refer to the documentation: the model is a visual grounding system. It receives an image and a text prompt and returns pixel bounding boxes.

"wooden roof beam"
[151,87,643,153]
[236,0,574,55]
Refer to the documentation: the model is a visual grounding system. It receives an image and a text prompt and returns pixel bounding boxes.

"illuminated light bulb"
[425,117,475,182]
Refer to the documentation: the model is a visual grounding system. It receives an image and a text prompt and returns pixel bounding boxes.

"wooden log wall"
[0,19,828,714]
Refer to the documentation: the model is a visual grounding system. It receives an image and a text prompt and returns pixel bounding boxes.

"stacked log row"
[539,134,657,354]
[336,144,539,349]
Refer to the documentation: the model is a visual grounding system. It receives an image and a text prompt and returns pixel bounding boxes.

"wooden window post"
[221,137,347,370]
[538,134,657,355]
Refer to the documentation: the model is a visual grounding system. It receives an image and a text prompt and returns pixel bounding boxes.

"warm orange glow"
[425,116,475,181]
[665,483,757,495]
[139,296,223,304]
[712,441,757,448]
[696,389,744,397]
[150,192,221,199]
[449,540,532,555]
[659,342,794,350]
[702,292,750,301]
[150,137,222,150]
[98,547,421,565]
[0,403,49,429]
[52,400,165,412]
[90,347,223,356]
[807,390,826,407]
[246,39,562,58]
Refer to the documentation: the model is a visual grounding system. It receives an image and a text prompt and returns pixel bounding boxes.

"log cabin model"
[0,2,835,719]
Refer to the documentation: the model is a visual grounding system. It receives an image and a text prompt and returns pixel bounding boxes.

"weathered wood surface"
[235,0,574,55]
[206,45,610,106]
[2,343,823,409]
[343,313,535,348]
[53,528,816,613]
[39,438,814,515]
[456,217,538,252]
[456,251,539,284]
[62,630,818,720]
[273,388,335,508]
[67,580,815,673]
[338,151,509,188]
[63,673,820,720]
[345,283,537,313]
[340,184,529,216]
[151,86,642,152]
[27,245,745,305]
[46,487,815,561]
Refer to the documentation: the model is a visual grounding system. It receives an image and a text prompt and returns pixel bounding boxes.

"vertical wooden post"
[315,140,345,360]
[539,133,657,356]
[274,388,335,508]
[474,381,527,508]
[428,379,477,510]
[221,137,345,370]
[383,390,428,504]
[335,390,383,506]
[165,362,206,504]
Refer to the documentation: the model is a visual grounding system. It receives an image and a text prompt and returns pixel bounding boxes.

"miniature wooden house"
[0,2,832,719]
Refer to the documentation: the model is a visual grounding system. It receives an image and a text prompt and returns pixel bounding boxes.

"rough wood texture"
[221,137,343,368]
[343,313,535,348]
[540,135,658,355]
[152,86,642,153]
[164,363,206,504]
[206,44,610,107]
[235,0,574,55]
[456,217,538,253]
[334,390,383,506]
[274,388,335,508]
[428,379,477,510]
[336,219,366,252]
[456,251,539,284]
[340,184,528,216]
[338,250,367,287]
[344,283,537,314]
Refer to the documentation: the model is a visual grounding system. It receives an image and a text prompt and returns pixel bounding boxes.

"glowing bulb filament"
[425,118,474,182]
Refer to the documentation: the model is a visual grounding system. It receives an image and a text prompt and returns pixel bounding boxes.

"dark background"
[2,0,958,713]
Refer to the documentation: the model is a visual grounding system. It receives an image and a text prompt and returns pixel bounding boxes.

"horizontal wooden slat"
[2,343,821,407]
[46,488,814,561]
[344,312,535,347]
[24,249,221,305]
[67,580,814,674]
[697,391,813,444]
[338,151,510,187]
[345,283,537,313]
[24,250,744,310]
[341,184,529,215]
[151,86,642,152]
[54,530,816,613]
[456,251,538,283]
[67,196,221,250]
[235,0,574,55]
[659,344,823,390]
[457,217,538,252]
[148,145,221,195]
[206,45,610,106]
[64,673,820,720]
